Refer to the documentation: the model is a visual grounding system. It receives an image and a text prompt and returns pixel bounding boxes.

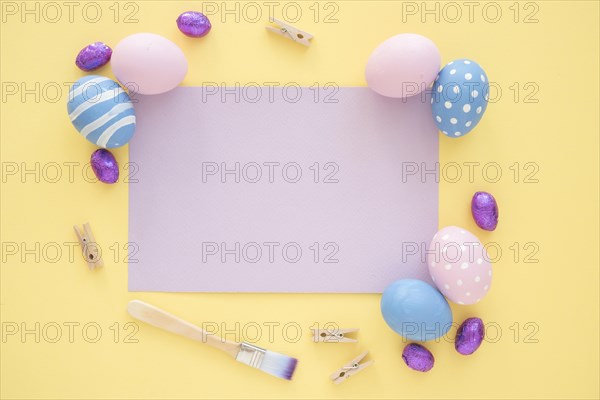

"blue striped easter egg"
[67,75,136,148]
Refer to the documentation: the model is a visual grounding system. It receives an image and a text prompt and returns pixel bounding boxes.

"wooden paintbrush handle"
[127,300,240,358]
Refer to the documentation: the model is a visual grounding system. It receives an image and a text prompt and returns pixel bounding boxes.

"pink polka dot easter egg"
[111,33,188,95]
[426,226,492,305]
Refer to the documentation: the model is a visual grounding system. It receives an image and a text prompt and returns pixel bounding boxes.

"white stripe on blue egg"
[67,75,135,148]
[431,59,489,138]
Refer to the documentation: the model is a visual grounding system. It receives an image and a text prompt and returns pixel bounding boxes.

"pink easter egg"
[426,226,492,305]
[365,33,441,98]
[111,33,188,95]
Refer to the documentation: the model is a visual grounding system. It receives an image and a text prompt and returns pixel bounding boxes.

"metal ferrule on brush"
[236,342,266,369]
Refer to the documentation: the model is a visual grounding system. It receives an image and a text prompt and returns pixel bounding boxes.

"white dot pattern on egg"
[426,226,492,305]
[431,59,489,138]
[67,75,136,148]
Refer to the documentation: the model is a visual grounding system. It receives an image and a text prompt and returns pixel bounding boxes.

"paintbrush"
[127,300,298,380]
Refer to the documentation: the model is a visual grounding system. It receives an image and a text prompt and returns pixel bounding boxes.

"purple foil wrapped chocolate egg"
[90,149,119,184]
[176,11,211,38]
[471,191,499,231]
[75,42,112,71]
[402,343,434,372]
[455,317,485,355]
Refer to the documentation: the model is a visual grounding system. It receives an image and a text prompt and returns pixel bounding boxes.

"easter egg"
[455,317,485,355]
[75,42,112,71]
[402,343,435,372]
[90,149,119,184]
[67,75,135,148]
[177,11,211,37]
[472,191,499,231]
[366,33,440,98]
[431,59,489,138]
[111,33,188,95]
[380,279,452,341]
[427,226,492,305]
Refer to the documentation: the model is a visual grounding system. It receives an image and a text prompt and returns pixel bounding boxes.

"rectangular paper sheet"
[129,87,438,293]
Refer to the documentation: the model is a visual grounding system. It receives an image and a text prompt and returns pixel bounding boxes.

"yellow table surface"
[1,1,599,398]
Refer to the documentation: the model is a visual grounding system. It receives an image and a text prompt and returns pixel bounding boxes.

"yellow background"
[1,1,599,398]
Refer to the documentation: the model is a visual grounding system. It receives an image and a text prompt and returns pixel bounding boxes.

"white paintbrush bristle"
[259,350,298,380]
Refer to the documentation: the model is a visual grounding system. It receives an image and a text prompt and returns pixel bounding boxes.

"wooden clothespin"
[73,223,103,270]
[330,351,373,384]
[266,18,313,46]
[312,328,359,343]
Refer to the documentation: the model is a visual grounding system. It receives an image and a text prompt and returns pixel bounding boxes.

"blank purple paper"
[129,87,438,293]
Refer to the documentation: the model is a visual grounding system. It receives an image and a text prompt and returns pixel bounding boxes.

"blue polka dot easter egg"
[431,59,489,138]
[67,75,135,148]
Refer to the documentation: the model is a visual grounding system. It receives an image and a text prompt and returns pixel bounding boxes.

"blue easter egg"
[381,279,453,341]
[431,59,489,138]
[67,75,136,148]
